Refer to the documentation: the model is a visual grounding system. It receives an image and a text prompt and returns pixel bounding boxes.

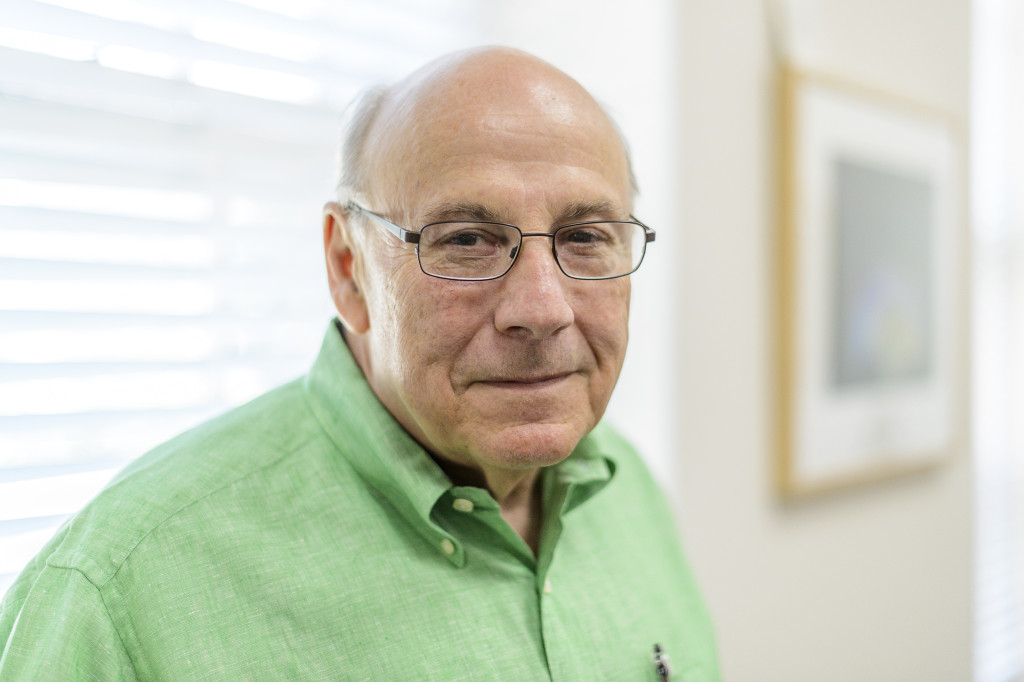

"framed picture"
[777,68,963,497]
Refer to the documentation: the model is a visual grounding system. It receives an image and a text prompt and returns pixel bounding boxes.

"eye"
[563,227,608,244]
[442,230,490,247]
[558,224,616,249]
[420,222,515,254]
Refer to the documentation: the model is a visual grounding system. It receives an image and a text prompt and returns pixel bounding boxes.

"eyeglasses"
[346,202,655,282]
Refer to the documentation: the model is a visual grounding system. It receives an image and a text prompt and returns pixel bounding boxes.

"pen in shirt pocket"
[653,643,672,681]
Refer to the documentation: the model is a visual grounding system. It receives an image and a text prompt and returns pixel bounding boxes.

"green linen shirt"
[0,322,719,681]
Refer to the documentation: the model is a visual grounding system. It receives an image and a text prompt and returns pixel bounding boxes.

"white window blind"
[0,0,483,594]
[973,0,1024,679]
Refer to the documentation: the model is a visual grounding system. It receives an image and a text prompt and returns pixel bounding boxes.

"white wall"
[484,1,973,679]
[677,1,973,680]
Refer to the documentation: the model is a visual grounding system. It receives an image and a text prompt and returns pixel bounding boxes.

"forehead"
[365,56,632,220]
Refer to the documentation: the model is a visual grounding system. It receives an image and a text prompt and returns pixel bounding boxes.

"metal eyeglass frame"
[345,201,655,282]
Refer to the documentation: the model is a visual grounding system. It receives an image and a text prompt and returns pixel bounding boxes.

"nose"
[494,236,574,339]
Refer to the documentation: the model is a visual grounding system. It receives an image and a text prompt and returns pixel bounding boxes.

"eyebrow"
[558,200,621,223]
[423,202,505,224]
[422,199,623,226]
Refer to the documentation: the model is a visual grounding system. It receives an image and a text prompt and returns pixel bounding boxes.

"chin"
[478,422,588,470]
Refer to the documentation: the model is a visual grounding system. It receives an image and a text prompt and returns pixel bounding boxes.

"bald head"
[336,47,636,218]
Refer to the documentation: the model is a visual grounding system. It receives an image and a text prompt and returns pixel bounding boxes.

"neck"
[340,328,546,553]
[432,458,544,554]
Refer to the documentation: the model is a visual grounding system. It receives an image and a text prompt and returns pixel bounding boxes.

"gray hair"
[334,85,390,206]
[333,84,639,207]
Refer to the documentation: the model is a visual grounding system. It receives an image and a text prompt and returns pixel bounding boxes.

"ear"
[323,202,370,334]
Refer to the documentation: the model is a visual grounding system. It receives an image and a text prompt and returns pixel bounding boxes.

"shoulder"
[31,378,333,587]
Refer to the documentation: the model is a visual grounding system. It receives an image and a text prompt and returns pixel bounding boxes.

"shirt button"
[452,498,474,513]
[440,539,456,555]
[544,579,553,594]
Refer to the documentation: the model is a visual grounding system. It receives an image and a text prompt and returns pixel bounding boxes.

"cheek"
[591,298,631,415]
[380,274,494,380]
[575,280,631,361]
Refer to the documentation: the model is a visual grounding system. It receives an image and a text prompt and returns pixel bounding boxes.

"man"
[0,47,718,679]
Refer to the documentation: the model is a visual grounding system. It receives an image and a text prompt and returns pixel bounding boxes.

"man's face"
[343,55,634,479]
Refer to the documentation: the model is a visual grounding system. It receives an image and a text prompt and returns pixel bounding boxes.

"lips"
[475,372,573,387]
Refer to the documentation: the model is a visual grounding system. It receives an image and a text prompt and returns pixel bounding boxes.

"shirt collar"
[303,320,619,565]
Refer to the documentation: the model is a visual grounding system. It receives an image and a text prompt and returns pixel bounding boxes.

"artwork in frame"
[777,68,963,497]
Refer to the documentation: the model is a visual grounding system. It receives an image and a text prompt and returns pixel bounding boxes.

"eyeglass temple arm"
[345,202,421,244]
[630,215,656,243]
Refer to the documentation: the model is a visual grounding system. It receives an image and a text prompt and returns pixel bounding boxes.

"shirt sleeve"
[0,564,137,681]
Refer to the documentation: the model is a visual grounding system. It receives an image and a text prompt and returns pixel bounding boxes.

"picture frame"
[777,68,963,497]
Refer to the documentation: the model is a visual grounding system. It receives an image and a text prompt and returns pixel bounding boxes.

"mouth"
[475,372,573,389]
